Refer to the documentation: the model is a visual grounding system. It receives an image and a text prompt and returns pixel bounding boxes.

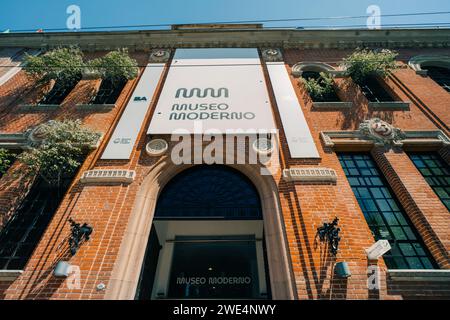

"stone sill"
[0,270,23,281]
[312,102,353,109]
[368,101,410,110]
[387,269,450,282]
[18,104,60,111]
[283,167,337,183]
[80,169,136,184]
[76,103,116,111]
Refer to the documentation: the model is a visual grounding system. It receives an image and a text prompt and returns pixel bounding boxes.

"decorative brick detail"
[283,167,337,183]
[80,169,136,184]
[1,45,450,300]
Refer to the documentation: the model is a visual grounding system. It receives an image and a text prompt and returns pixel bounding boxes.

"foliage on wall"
[301,72,336,101]
[341,48,398,84]
[18,120,100,186]
[88,48,139,83]
[0,148,15,177]
[23,46,84,83]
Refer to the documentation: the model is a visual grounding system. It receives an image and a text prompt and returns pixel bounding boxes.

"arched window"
[408,55,450,93]
[155,165,262,219]
[421,66,450,93]
[291,61,336,77]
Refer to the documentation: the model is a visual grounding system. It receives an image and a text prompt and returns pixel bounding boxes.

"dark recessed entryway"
[135,165,271,300]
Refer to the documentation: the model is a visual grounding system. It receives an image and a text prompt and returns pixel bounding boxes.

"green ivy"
[18,120,101,186]
[88,48,139,83]
[0,148,15,177]
[302,72,336,102]
[24,46,84,83]
[341,48,398,84]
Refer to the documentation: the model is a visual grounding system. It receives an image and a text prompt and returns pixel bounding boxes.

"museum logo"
[175,87,229,98]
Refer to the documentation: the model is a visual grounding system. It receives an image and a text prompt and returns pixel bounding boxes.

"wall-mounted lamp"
[68,218,93,256]
[334,262,351,278]
[365,239,391,261]
[53,261,71,278]
[317,217,341,256]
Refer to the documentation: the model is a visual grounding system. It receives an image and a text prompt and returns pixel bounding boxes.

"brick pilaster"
[371,147,450,268]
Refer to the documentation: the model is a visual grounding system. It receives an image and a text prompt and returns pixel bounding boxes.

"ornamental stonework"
[149,49,171,63]
[358,118,406,146]
[261,48,283,62]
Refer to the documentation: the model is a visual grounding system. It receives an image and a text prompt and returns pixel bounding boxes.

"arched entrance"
[136,165,270,299]
[104,162,295,300]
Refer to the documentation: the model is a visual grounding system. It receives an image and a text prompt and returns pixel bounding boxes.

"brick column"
[371,147,450,268]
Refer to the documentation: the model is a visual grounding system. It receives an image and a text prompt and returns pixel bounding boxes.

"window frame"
[39,75,82,105]
[408,152,450,211]
[358,76,395,102]
[90,78,127,105]
[338,153,437,270]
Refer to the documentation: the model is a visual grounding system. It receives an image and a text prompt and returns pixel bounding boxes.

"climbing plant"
[302,72,336,101]
[18,120,100,186]
[0,148,15,177]
[23,46,84,83]
[341,48,398,84]
[88,48,139,83]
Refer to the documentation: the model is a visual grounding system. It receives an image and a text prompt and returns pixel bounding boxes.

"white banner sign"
[266,62,319,158]
[101,63,165,160]
[147,48,276,134]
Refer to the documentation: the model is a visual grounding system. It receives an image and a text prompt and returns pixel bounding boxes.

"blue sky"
[1,0,449,32]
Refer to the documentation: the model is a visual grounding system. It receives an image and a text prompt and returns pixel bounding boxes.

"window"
[422,66,450,93]
[39,75,81,105]
[409,153,450,211]
[155,165,262,220]
[301,71,340,102]
[91,78,127,105]
[0,178,71,270]
[359,76,393,102]
[338,154,436,269]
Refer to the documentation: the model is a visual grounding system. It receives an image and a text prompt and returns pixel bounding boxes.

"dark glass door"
[167,236,261,299]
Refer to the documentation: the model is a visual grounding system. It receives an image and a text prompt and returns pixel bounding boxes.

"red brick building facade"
[0,26,449,300]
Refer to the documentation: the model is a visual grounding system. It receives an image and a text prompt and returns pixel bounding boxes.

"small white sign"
[101,63,165,160]
[365,240,391,260]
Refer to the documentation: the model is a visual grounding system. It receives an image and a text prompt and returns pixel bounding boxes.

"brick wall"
[0,47,449,300]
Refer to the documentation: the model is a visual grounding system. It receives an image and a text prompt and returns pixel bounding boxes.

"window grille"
[422,66,450,93]
[358,76,393,102]
[154,165,262,220]
[338,153,436,269]
[0,178,71,270]
[91,78,127,105]
[39,75,81,105]
[409,153,450,211]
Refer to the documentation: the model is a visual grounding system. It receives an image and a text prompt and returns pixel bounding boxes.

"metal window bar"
[409,153,450,211]
[422,66,450,93]
[359,77,393,102]
[91,78,127,105]
[39,75,81,105]
[338,153,437,269]
[154,165,263,220]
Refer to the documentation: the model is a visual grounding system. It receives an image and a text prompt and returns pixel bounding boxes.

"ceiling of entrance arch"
[154,165,263,220]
